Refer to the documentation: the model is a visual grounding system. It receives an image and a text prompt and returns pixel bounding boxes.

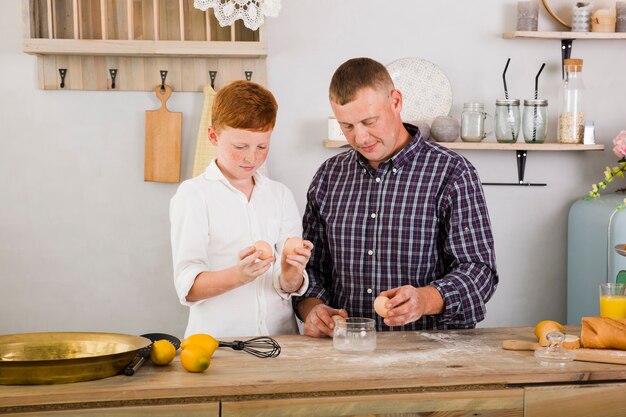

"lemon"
[534,320,565,347]
[149,339,176,365]
[180,345,210,373]
[181,334,219,358]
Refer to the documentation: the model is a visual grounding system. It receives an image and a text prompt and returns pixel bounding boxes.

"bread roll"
[581,317,626,350]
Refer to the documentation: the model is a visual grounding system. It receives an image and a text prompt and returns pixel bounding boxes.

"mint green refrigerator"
[567,193,626,324]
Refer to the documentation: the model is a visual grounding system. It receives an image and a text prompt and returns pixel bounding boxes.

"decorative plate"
[542,0,614,28]
[386,58,452,126]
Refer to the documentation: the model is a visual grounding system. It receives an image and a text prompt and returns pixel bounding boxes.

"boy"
[170,80,312,338]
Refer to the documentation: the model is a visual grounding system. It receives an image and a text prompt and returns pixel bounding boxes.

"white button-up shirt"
[170,160,308,338]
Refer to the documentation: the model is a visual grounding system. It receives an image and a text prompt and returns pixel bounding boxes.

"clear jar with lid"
[494,99,521,143]
[522,99,548,143]
[460,103,488,142]
[558,58,585,144]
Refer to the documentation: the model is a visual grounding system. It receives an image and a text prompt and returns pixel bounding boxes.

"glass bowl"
[332,317,376,353]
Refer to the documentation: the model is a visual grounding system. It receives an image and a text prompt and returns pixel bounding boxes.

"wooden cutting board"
[502,339,626,365]
[144,84,182,183]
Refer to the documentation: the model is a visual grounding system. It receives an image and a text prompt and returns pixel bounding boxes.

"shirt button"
[367,288,373,294]
[370,213,377,218]
[367,250,374,256]
[392,168,398,174]
[375,177,381,183]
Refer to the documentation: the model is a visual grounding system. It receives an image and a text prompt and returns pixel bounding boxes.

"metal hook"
[244,71,253,81]
[109,68,118,89]
[160,70,168,92]
[209,71,217,89]
[59,68,67,89]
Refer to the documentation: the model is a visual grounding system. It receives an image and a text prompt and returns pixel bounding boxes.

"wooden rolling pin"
[502,340,626,365]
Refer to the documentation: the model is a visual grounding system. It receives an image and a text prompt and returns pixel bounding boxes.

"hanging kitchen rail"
[21,0,267,91]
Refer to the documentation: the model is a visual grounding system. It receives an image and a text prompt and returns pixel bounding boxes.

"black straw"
[532,63,546,142]
[502,58,511,99]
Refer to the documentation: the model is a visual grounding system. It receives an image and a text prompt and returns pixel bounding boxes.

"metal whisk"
[218,336,281,358]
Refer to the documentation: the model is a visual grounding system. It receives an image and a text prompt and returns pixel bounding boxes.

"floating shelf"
[503,31,626,40]
[323,139,604,187]
[323,139,604,152]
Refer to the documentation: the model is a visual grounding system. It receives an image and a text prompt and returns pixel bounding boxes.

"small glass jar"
[333,317,376,353]
[494,99,521,143]
[460,103,488,142]
[522,99,548,143]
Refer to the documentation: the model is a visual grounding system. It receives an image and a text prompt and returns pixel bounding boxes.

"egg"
[253,240,273,260]
[283,237,304,256]
[373,295,390,318]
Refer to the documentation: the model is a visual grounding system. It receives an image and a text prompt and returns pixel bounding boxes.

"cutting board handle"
[155,84,172,109]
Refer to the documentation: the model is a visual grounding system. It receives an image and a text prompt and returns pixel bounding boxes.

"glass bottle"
[558,59,585,144]
[495,99,521,143]
[522,99,548,143]
[460,103,487,142]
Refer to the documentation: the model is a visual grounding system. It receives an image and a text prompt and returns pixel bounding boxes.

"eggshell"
[253,240,273,260]
[283,237,304,256]
[374,295,390,318]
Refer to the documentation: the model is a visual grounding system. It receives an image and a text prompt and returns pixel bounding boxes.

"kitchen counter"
[1,326,626,416]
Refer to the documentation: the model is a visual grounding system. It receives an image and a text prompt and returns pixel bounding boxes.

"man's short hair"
[212,80,278,133]
[329,57,394,105]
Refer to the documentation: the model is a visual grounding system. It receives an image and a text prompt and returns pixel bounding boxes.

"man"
[295,57,498,337]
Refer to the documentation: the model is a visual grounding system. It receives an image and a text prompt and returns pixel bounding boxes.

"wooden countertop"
[2,326,626,413]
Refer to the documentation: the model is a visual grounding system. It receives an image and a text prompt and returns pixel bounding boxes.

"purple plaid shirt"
[296,124,498,331]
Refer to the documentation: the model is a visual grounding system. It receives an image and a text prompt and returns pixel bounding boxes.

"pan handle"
[124,356,146,376]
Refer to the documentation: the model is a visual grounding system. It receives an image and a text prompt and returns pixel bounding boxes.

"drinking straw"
[502,58,516,140]
[532,63,546,142]
[502,58,511,99]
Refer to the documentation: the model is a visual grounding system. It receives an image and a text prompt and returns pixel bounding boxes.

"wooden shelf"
[503,31,626,40]
[23,39,267,58]
[324,140,605,151]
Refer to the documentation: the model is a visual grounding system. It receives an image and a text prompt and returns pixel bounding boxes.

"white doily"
[194,0,281,30]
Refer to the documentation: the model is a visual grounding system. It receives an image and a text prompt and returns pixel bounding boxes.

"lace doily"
[194,0,281,30]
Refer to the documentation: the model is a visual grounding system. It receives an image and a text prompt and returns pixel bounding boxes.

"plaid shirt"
[296,124,498,331]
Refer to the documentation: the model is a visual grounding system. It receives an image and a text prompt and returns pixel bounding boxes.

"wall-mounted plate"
[386,58,452,127]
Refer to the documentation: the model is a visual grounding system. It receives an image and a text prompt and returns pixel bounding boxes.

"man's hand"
[302,303,348,338]
[378,285,443,327]
[235,246,274,284]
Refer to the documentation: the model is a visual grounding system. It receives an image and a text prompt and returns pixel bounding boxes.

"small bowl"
[333,318,376,353]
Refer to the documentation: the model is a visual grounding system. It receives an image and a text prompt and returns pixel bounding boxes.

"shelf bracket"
[561,39,573,79]
[482,150,547,187]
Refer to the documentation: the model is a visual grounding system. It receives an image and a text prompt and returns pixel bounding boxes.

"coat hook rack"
[482,150,547,187]
[209,71,217,89]
[58,68,67,88]
[160,70,168,92]
[109,68,118,89]
[244,71,253,81]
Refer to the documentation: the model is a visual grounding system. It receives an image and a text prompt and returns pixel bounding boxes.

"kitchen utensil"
[616,244,626,257]
[533,331,575,366]
[125,333,181,376]
[218,336,281,358]
[502,339,626,365]
[0,332,150,385]
[144,84,182,183]
[385,58,452,126]
[333,317,376,353]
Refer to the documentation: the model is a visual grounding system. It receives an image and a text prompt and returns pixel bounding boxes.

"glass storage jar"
[558,59,585,144]
[522,99,548,143]
[460,103,488,142]
[495,99,521,143]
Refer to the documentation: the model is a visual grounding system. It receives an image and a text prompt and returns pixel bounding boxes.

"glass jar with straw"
[522,63,547,144]
[495,99,521,143]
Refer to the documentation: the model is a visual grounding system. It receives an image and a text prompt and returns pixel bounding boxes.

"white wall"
[1,1,625,337]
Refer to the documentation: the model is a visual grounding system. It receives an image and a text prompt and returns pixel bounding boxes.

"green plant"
[585,131,626,210]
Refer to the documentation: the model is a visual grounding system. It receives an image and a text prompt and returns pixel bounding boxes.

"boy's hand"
[280,240,314,292]
[236,246,274,284]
